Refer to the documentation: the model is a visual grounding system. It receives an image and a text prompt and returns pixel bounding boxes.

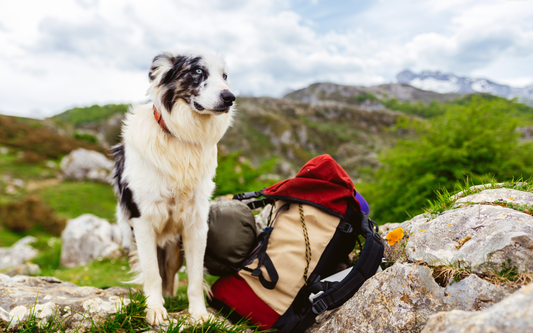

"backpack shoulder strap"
[279,211,384,333]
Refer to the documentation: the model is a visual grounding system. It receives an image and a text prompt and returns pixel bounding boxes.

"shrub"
[366,96,533,222]
[0,196,66,235]
[213,152,278,197]
[0,115,105,162]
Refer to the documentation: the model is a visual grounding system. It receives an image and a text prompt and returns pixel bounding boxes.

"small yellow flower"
[448,224,452,226]
[419,229,426,232]
[509,197,515,201]
[72,279,79,284]
[386,228,404,246]
[84,276,89,281]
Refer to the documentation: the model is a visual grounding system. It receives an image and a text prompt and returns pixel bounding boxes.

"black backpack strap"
[279,212,384,333]
[247,198,275,210]
[247,203,290,290]
[233,191,262,200]
[249,226,279,289]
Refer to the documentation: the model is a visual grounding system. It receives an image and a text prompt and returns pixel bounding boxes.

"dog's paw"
[146,304,169,326]
[188,311,214,325]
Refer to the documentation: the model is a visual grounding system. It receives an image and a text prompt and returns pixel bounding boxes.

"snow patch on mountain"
[397,70,533,104]
[410,78,459,94]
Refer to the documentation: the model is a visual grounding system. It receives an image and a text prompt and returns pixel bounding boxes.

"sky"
[1,0,533,118]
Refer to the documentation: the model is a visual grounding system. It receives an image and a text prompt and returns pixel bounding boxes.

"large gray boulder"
[406,205,533,273]
[60,148,114,183]
[382,188,533,274]
[0,274,129,330]
[0,236,38,271]
[60,214,122,268]
[422,283,533,333]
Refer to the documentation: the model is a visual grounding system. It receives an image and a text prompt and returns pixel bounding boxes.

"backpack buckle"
[338,221,353,233]
[312,299,328,314]
[233,191,261,200]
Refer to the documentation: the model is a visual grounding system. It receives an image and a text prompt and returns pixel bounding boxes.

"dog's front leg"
[182,204,210,322]
[132,216,168,326]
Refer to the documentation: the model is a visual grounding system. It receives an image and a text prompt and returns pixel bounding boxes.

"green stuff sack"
[205,200,259,276]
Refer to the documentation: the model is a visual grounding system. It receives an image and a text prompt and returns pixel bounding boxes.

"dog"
[111,49,235,325]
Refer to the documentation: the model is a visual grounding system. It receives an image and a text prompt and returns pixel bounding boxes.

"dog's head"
[147,49,235,115]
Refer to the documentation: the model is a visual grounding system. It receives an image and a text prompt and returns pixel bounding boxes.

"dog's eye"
[196,69,203,74]
[222,74,227,80]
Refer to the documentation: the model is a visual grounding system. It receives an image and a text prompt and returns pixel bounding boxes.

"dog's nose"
[220,90,236,107]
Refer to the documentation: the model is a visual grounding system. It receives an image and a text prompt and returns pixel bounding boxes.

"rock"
[0,236,38,270]
[422,283,533,333]
[442,274,513,311]
[60,148,114,183]
[307,263,515,333]
[451,183,505,200]
[456,188,533,206]
[0,274,130,330]
[382,214,431,264]
[310,188,533,333]
[0,263,41,277]
[405,205,533,273]
[60,214,122,268]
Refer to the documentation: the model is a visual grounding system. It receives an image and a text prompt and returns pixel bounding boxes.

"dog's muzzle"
[221,90,236,107]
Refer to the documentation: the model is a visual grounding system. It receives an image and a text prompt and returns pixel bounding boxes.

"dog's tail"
[116,203,145,285]
[125,245,144,285]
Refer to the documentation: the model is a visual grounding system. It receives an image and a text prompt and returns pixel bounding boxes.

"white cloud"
[0,0,533,117]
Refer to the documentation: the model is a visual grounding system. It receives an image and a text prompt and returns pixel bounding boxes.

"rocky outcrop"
[0,274,129,330]
[60,214,122,268]
[0,236,38,271]
[60,148,114,183]
[308,263,514,333]
[308,187,533,332]
[406,205,533,273]
[382,189,533,274]
[422,283,533,333]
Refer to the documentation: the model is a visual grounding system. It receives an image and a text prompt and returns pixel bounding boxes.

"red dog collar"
[153,105,171,134]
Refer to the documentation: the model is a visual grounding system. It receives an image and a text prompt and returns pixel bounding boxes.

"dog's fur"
[111,49,235,325]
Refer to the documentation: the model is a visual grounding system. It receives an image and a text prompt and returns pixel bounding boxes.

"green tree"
[368,96,533,222]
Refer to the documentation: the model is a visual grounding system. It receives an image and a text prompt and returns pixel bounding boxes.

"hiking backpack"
[208,154,384,332]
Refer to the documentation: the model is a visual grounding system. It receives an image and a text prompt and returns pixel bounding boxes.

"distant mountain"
[397,70,533,104]
[284,82,460,105]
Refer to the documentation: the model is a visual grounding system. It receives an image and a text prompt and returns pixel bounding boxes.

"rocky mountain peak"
[397,69,533,104]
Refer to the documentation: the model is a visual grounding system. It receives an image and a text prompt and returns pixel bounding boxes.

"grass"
[423,177,533,218]
[432,262,472,287]
[491,200,533,216]
[0,153,57,186]
[429,258,533,289]
[36,181,117,221]
[47,257,133,289]
[0,229,25,247]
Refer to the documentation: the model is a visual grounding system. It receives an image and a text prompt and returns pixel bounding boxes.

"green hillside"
[52,103,129,126]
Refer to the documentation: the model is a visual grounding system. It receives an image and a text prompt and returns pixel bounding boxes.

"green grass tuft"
[88,290,151,333]
[423,177,533,217]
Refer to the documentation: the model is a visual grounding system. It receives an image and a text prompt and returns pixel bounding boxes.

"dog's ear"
[149,53,176,84]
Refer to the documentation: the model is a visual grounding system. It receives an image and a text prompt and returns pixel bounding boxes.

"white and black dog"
[112,49,235,325]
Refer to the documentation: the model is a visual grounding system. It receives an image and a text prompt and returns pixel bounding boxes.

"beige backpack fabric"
[239,200,340,314]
